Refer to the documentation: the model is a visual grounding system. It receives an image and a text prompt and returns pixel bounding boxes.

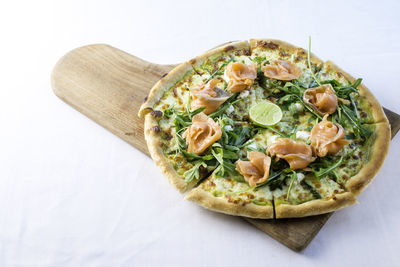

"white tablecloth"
[1,0,399,266]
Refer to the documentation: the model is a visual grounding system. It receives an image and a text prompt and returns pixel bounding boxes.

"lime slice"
[249,101,282,126]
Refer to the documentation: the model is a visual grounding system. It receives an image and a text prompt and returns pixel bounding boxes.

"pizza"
[138,39,390,218]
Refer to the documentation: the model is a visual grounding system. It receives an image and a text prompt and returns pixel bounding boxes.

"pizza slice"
[185,172,274,218]
[139,42,255,193]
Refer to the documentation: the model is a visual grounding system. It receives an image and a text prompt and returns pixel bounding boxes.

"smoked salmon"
[225,62,257,93]
[235,151,271,187]
[183,112,222,155]
[310,115,350,157]
[268,138,315,169]
[261,60,302,81]
[190,80,229,114]
[303,84,338,115]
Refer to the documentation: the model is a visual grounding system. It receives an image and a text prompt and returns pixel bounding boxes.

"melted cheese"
[296,130,310,141]
[201,175,273,205]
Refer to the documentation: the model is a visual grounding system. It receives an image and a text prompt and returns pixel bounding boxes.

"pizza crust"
[185,186,274,219]
[249,38,324,66]
[275,192,357,218]
[345,122,391,196]
[189,40,250,69]
[138,62,193,118]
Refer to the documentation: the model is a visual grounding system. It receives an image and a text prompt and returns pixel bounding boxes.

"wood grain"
[51,44,400,252]
[52,44,173,154]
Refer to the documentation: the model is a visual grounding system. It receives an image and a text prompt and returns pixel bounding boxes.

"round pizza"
[138,39,390,219]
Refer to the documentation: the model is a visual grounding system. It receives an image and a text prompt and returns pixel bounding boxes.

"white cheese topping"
[296,130,310,141]
[296,172,305,183]
[223,68,230,84]
[295,103,303,112]
[247,142,258,150]
[239,90,249,99]
[268,135,279,145]
[224,125,233,132]
[225,105,234,114]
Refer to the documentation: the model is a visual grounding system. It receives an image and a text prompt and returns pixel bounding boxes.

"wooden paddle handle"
[52,44,175,155]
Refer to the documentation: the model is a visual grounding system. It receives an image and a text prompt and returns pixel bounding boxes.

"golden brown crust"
[275,192,357,218]
[189,40,250,69]
[323,61,388,124]
[249,38,324,66]
[345,122,391,196]
[138,62,193,118]
[144,114,198,193]
[185,187,274,219]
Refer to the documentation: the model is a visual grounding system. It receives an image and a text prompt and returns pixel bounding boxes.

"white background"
[1,0,399,266]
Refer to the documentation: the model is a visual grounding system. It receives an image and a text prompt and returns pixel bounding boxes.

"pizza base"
[140,39,390,218]
[274,192,356,218]
[189,40,250,69]
[185,187,274,219]
[249,38,324,66]
[140,41,252,193]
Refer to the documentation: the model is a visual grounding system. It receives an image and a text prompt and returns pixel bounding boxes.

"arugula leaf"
[279,93,322,120]
[252,56,268,65]
[340,103,372,140]
[222,150,239,160]
[307,36,322,87]
[352,78,362,89]
[277,94,298,105]
[335,85,358,99]
[209,93,239,118]
[173,106,205,132]
[168,106,216,164]
[257,77,286,93]
[263,125,289,138]
[349,93,360,119]
[225,144,240,151]
[163,105,175,118]
[301,180,322,199]
[189,106,205,119]
[184,161,207,183]
[211,147,224,166]
[232,127,253,146]
[266,173,287,190]
[212,148,245,182]
[205,58,234,83]
[255,170,283,188]
[311,154,345,178]
[320,79,360,100]
[280,82,304,96]
[288,103,300,119]
[288,125,298,140]
[286,170,298,201]
[223,161,245,182]
[320,79,342,88]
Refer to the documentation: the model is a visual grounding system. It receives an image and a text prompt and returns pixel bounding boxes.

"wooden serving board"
[51,44,400,251]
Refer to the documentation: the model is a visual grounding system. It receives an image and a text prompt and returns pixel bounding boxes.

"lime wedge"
[249,101,282,126]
